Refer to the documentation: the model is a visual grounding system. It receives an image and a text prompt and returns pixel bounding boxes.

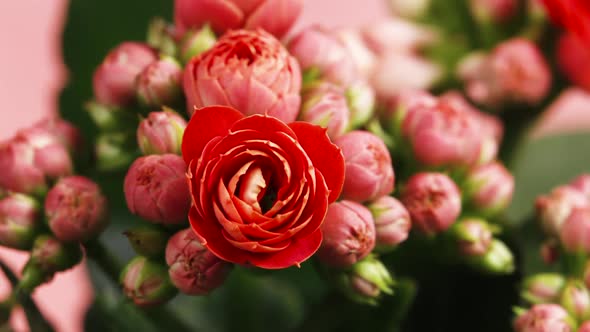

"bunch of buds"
[0,117,109,294]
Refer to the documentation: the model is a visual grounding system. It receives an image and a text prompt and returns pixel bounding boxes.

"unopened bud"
[124,224,169,258]
[367,196,411,252]
[536,186,588,237]
[336,256,394,306]
[450,218,494,257]
[137,109,187,155]
[346,81,375,129]
[560,207,590,254]
[514,304,576,332]
[570,174,590,199]
[0,193,40,250]
[146,18,177,57]
[521,273,566,304]
[560,280,590,322]
[179,25,216,64]
[464,162,515,217]
[120,256,177,307]
[301,82,350,139]
[136,57,183,107]
[580,321,590,332]
[468,239,514,274]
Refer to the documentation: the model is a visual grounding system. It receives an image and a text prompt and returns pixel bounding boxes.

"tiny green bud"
[124,225,169,258]
[467,239,515,274]
[521,273,566,304]
[336,256,395,306]
[120,256,177,307]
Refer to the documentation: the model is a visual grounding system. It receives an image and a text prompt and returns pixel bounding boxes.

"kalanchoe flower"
[120,256,177,307]
[124,154,191,225]
[316,201,376,268]
[401,172,462,235]
[464,161,515,217]
[346,81,376,129]
[184,29,301,122]
[521,273,566,304]
[335,255,394,306]
[288,26,359,87]
[124,224,169,258]
[469,0,518,23]
[45,176,109,243]
[300,82,350,139]
[570,174,590,199]
[179,25,217,64]
[33,117,83,154]
[335,131,395,203]
[536,186,589,237]
[137,109,187,155]
[15,127,74,180]
[514,304,576,332]
[557,32,590,92]
[379,89,437,133]
[136,57,183,107]
[174,0,303,39]
[560,280,590,322]
[560,207,590,254]
[468,239,514,274]
[450,218,494,257]
[182,106,345,269]
[19,235,82,293]
[367,196,411,252]
[166,228,232,295]
[0,193,40,250]
[459,38,551,108]
[93,42,158,107]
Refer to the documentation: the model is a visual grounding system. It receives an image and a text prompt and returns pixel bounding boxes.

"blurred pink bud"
[45,176,109,243]
[121,256,177,307]
[514,304,575,332]
[136,57,183,107]
[317,201,376,268]
[388,0,431,18]
[361,19,437,55]
[301,82,350,139]
[379,89,437,130]
[15,127,73,180]
[401,172,462,235]
[522,273,566,304]
[33,117,83,154]
[371,52,442,101]
[174,0,303,39]
[335,29,377,78]
[452,218,493,257]
[570,174,590,199]
[580,322,590,332]
[137,109,187,155]
[560,207,590,254]
[289,26,359,87]
[335,131,395,202]
[93,42,158,107]
[165,228,232,295]
[536,186,588,237]
[469,0,518,23]
[184,29,301,122]
[0,193,40,250]
[179,25,217,63]
[560,280,590,322]
[368,196,411,251]
[124,154,191,225]
[557,32,590,92]
[346,81,376,129]
[460,38,551,108]
[465,162,515,216]
[0,139,46,195]
[540,239,560,265]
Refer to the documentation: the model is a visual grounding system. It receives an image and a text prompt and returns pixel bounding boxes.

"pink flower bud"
[14,127,73,180]
[179,25,217,64]
[536,186,589,237]
[346,81,376,129]
[514,304,575,332]
[301,82,350,139]
[335,131,395,202]
[317,201,376,268]
[451,218,493,257]
[361,19,437,55]
[460,38,551,108]
[379,89,437,131]
[45,176,109,243]
[184,29,301,122]
[336,255,394,305]
[560,280,590,322]
[367,196,411,251]
[465,162,515,216]
[174,0,303,39]
[166,228,232,295]
[124,154,191,225]
[93,42,158,107]
[136,57,183,107]
[560,207,590,253]
[33,117,83,154]
[570,174,590,199]
[288,26,359,87]
[469,0,518,23]
[0,139,46,194]
[522,273,565,304]
[0,193,40,250]
[557,32,590,92]
[137,109,187,155]
[120,256,177,307]
[580,322,590,332]
[401,172,462,235]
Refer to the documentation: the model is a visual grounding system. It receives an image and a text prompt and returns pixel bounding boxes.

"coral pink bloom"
[182,106,345,269]
[184,29,301,123]
[174,0,303,39]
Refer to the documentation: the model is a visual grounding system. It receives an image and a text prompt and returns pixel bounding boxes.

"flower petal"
[230,114,297,139]
[248,229,323,269]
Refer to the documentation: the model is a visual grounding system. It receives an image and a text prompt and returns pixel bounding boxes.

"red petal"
[289,122,345,202]
[248,229,323,269]
[230,114,297,139]
[182,106,244,164]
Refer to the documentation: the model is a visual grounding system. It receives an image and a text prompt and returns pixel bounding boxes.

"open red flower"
[182,106,345,269]
[542,0,590,43]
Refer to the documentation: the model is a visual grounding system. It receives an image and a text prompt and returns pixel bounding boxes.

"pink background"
[0,0,589,331]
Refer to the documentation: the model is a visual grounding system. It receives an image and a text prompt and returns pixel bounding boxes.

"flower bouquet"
[2,0,590,331]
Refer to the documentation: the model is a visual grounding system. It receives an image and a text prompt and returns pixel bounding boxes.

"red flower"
[542,0,590,43]
[182,106,345,269]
